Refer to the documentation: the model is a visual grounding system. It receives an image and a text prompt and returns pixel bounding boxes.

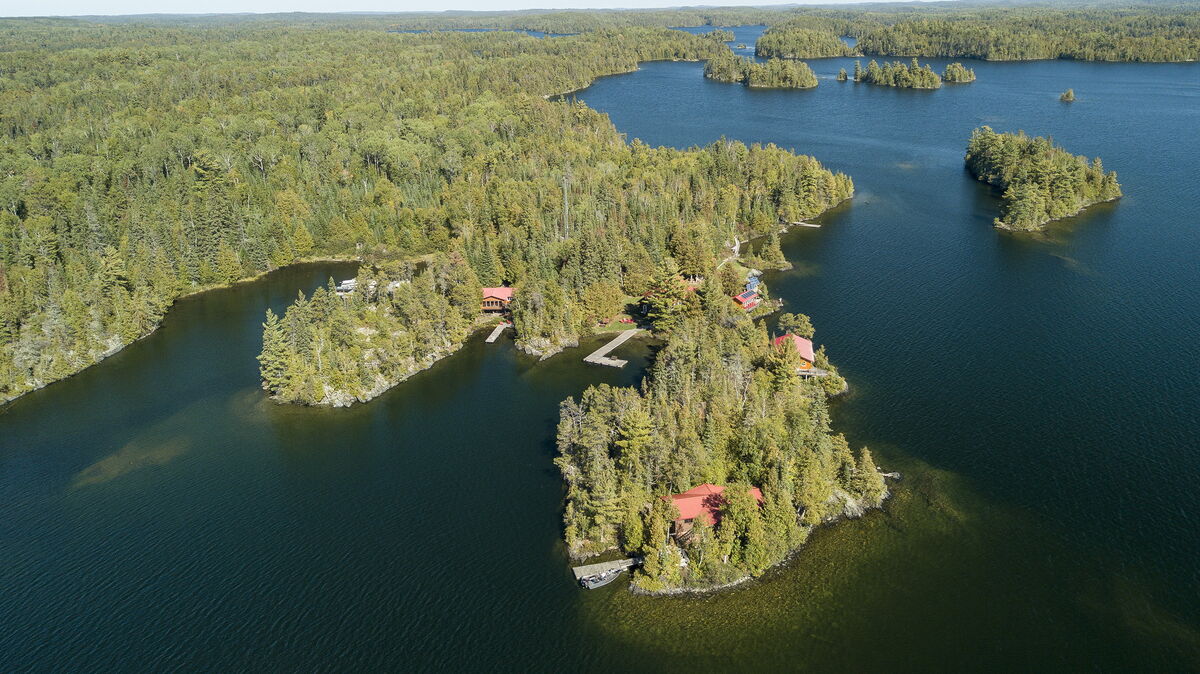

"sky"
[1,0,900,19]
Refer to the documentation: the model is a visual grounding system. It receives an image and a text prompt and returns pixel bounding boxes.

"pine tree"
[856,448,888,506]
[621,501,644,553]
[759,231,787,268]
[837,67,848,82]
[258,309,289,393]
[777,312,814,338]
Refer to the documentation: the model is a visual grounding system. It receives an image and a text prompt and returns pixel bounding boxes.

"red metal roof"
[733,290,759,304]
[482,287,514,301]
[668,483,764,526]
[773,334,815,362]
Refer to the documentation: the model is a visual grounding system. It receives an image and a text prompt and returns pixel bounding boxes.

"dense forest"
[965,126,1122,231]
[259,255,481,406]
[0,22,734,403]
[854,9,1200,62]
[755,26,856,59]
[942,62,976,83]
[262,130,851,404]
[705,48,819,89]
[1,6,1195,404]
[557,315,875,592]
[853,58,943,89]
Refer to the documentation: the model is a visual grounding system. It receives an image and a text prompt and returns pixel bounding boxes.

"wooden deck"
[571,556,642,581]
[798,367,830,377]
[583,329,640,368]
[485,324,508,343]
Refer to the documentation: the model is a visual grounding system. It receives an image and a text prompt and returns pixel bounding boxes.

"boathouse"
[482,287,514,312]
[667,483,763,539]
[773,333,815,370]
[733,290,761,311]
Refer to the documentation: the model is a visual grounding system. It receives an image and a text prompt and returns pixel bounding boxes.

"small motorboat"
[579,567,624,590]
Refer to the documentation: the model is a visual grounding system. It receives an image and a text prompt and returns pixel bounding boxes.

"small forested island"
[557,315,881,593]
[965,127,1122,231]
[1060,88,1076,102]
[705,48,818,89]
[755,25,856,59]
[942,62,977,83]
[852,58,942,89]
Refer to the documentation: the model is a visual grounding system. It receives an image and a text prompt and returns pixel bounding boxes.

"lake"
[2,28,1199,670]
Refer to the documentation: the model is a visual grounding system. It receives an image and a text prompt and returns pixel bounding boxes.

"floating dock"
[583,329,640,368]
[571,557,641,581]
[485,324,508,343]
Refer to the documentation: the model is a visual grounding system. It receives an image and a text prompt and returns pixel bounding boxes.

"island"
[852,58,942,89]
[755,26,856,59]
[965,126,1122,231]
[705,47,819,89]
[1060,88,1076,102]
[557,311,875,592]
[942,62,977,83]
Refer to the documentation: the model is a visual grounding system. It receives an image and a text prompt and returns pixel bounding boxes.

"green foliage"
[556,316,879,589]
[0,20,856,403]
[853,58,941,89]
[1060,88,1076,103]
[756,26,855,59]
[942,62,976,83]
[746,58,819,90]
[837,67,848,82]
[965,126,1122,231]
[776,312,813,339]
[259,252,480,405]
[705,47,817,89]
[855,9,1200,62]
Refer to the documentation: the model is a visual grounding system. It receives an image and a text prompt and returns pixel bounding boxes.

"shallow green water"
[3,31,1200,670]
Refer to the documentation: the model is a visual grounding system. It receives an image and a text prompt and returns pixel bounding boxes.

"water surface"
[3,34,1200,671]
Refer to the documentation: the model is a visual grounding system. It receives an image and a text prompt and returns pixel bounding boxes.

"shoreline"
[0,256,362,409]
[993,195,1122,231]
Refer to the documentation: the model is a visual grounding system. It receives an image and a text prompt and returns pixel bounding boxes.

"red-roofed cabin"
[667,483,764,540]
[482,287,514,313]
[773,333,815,370]
[732,290,761,311]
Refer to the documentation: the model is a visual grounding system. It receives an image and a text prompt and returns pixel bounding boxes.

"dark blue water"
[576,42,1200,665]
[3,31,1200,671]
[672,24,764,57]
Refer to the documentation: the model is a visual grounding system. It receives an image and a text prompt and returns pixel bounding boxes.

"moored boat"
[579,567,624,589]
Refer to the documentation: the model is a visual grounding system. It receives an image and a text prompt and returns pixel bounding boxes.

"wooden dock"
[485,324,508,343]
[571,556,641,581]
[583,329,640,368]
[799,367,830,377]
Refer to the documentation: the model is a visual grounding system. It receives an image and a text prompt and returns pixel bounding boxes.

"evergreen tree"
[856,448,889,506]
[258,309,289,393]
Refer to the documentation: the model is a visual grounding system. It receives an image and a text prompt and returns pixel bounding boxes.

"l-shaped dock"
[583,328,640,368]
